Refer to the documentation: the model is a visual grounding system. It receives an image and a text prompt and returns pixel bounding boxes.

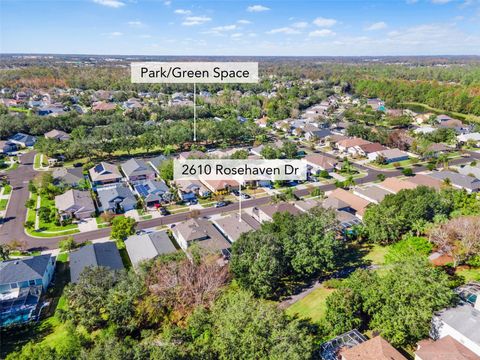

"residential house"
[213,213,260,242]
[424,143,453,158]
[353,185,392,204]
[430,298,480,356]
[457,133,480,147]
[337,137,371,155]
[201,179,240,193]
[377,177,418,194]
[121,158,156,183]
[326,134,349,148]
[428,171,480,193]
[336,210,362,231]
[414,126,437,135]
[134,180,172,207]
[69,242,124,283]
[8,133,36,147]
[354,142,387,157]
[302,153,338,174]
[44,129,70,141]
[89,162,123,186]
[55,189,96,220]
[407,174,443,190]
[125,231,177,268]
[294,199,322,213]
[0,140,17,154]
[322,196,352,213]
[172,218,231,252]
[328,188,371,219]
[92,101,117,112]
[340,336,407,360]
[368,149,410,163]
[52,167,84,187]
[96,183,137,213]
[0,255,56,326]
[415,336,480,360]
[250,202,301,223]
[305,128,333,143]
[175,179,211,201]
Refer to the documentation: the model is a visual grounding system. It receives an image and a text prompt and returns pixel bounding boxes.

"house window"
[29,280,36,286]
[10,283,18,289]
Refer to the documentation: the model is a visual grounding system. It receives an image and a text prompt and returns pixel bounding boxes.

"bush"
[402,168,413,176]
[58,236,76,252]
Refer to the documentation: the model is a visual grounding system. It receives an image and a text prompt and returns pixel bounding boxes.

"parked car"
[159,207,170,216]
[241,193,251,199]
[215,201,230,208]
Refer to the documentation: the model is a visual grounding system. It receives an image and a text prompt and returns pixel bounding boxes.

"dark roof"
[69,242,124,283]
[0,254,52,284]
[121,158,155,178]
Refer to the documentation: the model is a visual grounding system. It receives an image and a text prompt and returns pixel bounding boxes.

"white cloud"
[212,25,237,32]
[309,29,336,37]
[128,20,144,27]
[139,34,152,38]
[292,21,308,28]
[312,17,337,27]
[247,5,270,12]
[92,0,125,8]
[365,21,387,31]
[182,16,212,26]
[267,27,301,34]
[431,0,454,3]
[231,33,243,38]
[175,9,192,15]
[103,31,123,37]
[237,19,251,24]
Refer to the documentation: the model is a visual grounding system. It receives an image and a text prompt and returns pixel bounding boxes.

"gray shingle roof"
[125,231,176,267]
[437,304,480,345]
[97,184,137,211]
[0,255,52,284]
[429,171,480,191]
[69,242,124,283]
[121,158,155,178]
[52,167,84,185]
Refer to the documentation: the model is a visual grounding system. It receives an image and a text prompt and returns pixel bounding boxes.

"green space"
[37,196,78,232]
[3,184,12,195]
[33,154,42,169]
[286,287,333,323]
[400,102,480,124]
[363,244,390,265]
[0,199,8,210]
[457,267,480,283]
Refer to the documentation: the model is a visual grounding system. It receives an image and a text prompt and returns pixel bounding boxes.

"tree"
[363,186,451,244]
[281,141,298,159]
[230,208,343,298]
[159,159,174,181]
[384,236,433,264]
[0,244,10,260]
[260,145,279,159]
[402,168,413,176]
[99,211,115,225]
[377,173,386,182]
[64,266,119,330]
[429,215,480,266]
[324,258,455,347]
[110,216,136,241]
[58,236,76,252]
[186,289,316,360]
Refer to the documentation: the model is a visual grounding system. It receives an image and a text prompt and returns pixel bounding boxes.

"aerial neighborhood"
[1,53,480,360]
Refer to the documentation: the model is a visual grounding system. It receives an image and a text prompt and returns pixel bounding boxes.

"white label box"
[174,159,307,182]
[131,62,258,83]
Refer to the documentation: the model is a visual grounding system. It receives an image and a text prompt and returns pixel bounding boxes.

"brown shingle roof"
[340,336,407,360]
[377,177,417,194]
[415,336,480,360]
[329,188,371,216]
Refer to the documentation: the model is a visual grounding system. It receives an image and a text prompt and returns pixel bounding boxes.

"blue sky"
[1,0,479,56]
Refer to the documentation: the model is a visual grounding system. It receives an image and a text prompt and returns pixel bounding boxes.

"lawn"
[0,198,8,210]
[3,184,12,195]
[286,287,334,323]
[33,153,42,170]
[363,244,390,266]
[37,196,78,232]
[457,267,480,283]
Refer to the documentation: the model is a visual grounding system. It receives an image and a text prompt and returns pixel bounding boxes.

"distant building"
[415,335,479,360]
[302,154,338,173]
[8,133,36,147]
[428,171,480,193]
[368,149,409,163]
[89,162,123,186]
[44,129,70,141]
[0,140,17,154]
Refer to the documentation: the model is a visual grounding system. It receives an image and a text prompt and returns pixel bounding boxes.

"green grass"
[457,267,480,283]
[27,228,80,238]
[363,244,390,266]
[3,184,12,195]
[37,196,78,232]
[56,252,69,263]
[286,287,334,323]
[0,198,8,210]
[116,241,132,270]
[33,154,42,169]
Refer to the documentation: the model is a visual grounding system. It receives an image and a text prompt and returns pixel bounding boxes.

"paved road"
[0,151,37,246]
[1,149,478,251]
